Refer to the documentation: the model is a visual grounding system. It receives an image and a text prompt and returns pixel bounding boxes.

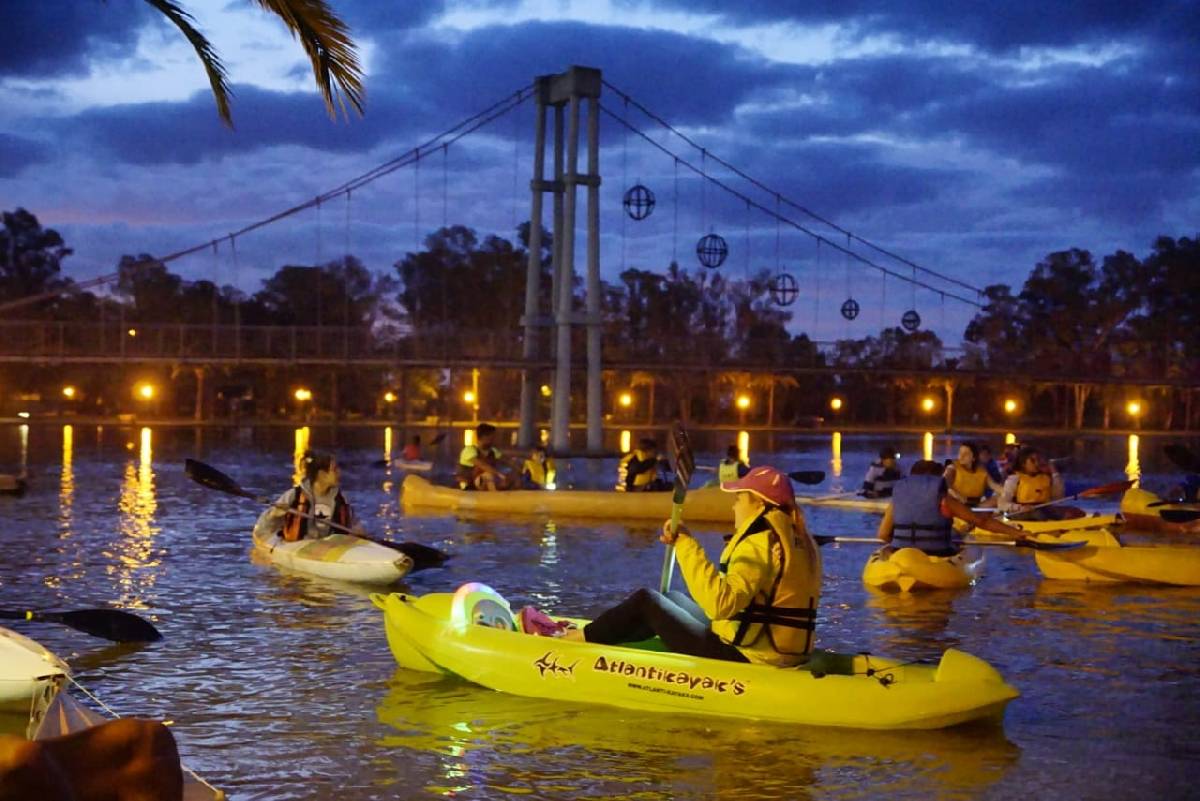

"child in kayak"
[997,446,1068,519]
[559,466,822,667]
[254,449,362,541]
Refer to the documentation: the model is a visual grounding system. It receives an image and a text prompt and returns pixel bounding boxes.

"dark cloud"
[0,133,48,177]
[0,0,154,78]
[336,0,448,32]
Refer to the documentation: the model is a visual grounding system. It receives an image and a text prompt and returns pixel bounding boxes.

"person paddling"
[456,423,512,491]
[254,450,362,542]
[997,446,1068,519]
[717,444,750,483]
[878,460,1029,554]
[861,447,902,498]
[401,435,422,461]
[617,438,671,492]
[556,466,822,667]
[943,442,1003,506]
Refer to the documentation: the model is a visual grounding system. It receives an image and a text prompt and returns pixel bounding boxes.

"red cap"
[720,465,795,508]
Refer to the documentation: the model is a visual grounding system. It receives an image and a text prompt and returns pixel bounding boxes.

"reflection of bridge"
[1,319,1188,388]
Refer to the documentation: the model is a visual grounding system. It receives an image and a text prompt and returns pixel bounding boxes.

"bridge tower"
[519,66,604,453]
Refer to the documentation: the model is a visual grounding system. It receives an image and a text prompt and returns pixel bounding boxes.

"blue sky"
[2,0,1196,342]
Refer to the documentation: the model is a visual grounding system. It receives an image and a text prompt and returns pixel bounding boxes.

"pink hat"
[720,466,795,508]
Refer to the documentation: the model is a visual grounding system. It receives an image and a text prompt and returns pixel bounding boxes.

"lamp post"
[1126,399,1143,431]
[736,393,751,425]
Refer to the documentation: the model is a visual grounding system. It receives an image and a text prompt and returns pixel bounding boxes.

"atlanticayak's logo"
[593,655,747,695]
[534,651,578,678]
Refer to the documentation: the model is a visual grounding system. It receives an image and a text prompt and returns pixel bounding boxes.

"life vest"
[1015,472,1052,505]
[522,457,556,489]
[949,464,989,504]
[718,458,745,483]
[890,474,955,554]
[282,485,352,542]
[716,509,821,659]
[618,449,659,490]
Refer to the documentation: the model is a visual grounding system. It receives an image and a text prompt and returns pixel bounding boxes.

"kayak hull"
[862,547,983,592]
[371,589,1018,730]
[957,512,1122,539]
[251,529,412,584]
[401,475,733,522]
[1031,528,1200,586]
[0,627,69,737]
[797,495,888,513]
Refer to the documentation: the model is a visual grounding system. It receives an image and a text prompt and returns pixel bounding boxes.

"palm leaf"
[143,0,233,126]
[252,0,364,120]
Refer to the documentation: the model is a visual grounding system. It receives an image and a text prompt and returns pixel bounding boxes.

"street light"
[736,394,751,410]
[383,391,397,403]
[829,397,843,412]
[920,396,935,413]
[1126,400,1142,417]
[62,385,77,399]
[294,388,312,402]
[135,383,156,401]
[540,384,552,398]
[1003,398,1018,414]
[463,390,476,404]
[127,328,137,338]
[618,392,633,408]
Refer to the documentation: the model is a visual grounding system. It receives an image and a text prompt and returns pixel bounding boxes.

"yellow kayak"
[955,512,1123,540]
[1032,528,1200,586]
[401,474,733,522]
[1120,488,1200,534]
[371,584,1018,730]
[862,547,983,591]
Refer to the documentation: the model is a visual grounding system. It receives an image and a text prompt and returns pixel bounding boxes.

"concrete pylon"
[518,66,603,453]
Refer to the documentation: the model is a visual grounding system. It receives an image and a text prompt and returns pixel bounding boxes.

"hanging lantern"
[769,273,799,306]
[622,184,655,221]
[841,298,860,320]
[695,233,728,269]
[901,309,921,331]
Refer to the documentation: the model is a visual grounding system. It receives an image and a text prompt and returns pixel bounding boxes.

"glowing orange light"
[829,397,843,411]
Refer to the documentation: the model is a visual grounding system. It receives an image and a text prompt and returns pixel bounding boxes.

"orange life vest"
[282,486,352,542]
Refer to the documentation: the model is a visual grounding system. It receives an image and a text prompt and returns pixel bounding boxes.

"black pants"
[583,588,749,663]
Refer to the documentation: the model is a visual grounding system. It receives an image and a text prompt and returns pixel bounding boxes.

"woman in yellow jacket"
[564,466,821,666]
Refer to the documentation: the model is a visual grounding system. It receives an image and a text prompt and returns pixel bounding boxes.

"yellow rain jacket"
[674,508,822,666]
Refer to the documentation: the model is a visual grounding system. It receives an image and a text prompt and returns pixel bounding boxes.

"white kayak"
[0,626,69,737]
[252,528,413,584]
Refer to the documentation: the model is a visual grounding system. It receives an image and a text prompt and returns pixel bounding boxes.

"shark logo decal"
[534,651,578,679]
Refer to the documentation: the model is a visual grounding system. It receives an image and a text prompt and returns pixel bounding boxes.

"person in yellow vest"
[456,423,512,491]
[943,442,1003,506]
[998,445,1064,518]
[559,466,821,666]
[717,444,750,483]
[254,449,362,542]
[616,438,671,491]
[521,445,557,490]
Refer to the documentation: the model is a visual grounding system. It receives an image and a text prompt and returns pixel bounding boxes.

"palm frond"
[252,0,365,120]
[143,0,233,126]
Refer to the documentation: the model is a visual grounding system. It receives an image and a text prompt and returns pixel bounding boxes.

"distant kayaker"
[878,460,1029,554]
[617,438,671,492]
[978,443,1004,485]
[559,466,822,667]
[456,423,512,491]
[718,444,750,483]
[997,446,1066,519]
[401,435,422,461]
[943,442,1003,506]
[521,445,557,490]
[254,449,362,542]
[861,447,902,498]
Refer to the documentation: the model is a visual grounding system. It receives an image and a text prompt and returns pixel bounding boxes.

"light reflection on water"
[0,425,1197,800]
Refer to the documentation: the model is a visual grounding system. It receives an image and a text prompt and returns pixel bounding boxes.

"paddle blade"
[788,470,826,486]
[1160,509,1200,524]
[184,459,254,498]
[392,541,451,571]
[1079,479,1135,498]
[0,608,164,643]
[430,432,448,446]
[1164,444,1200,474]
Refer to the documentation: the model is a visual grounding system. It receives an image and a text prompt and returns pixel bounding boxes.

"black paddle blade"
[1164,444,1200,474]
[670,424,695,487]
[788,470,826,486]
[1160,509,1200,524]
[430,432,448,446]
[391,541,451,571]
[0,608,163,643]
[184,458,253,498]
[370,459,391,469]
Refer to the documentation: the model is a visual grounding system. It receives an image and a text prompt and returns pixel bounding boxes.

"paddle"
[659,423,695,593]
[1005,479,1134,520]
[1164,444,1200,474]
[1160,509,1200,524]
[184,459,449,571]
[0,608,162,643]
[788,471,826,485]
[370,432,448,469]
[811,536,1085,552]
